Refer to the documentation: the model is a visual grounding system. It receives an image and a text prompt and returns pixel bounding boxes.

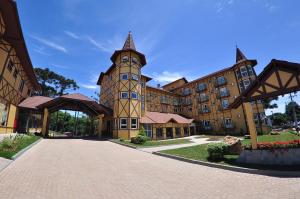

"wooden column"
[243,102,258,149]
[152,127,156,140]
[181,127,184,137]
[42,108,49,137]
[163,127,166,140]
[97,114,104,139]
[172,127,176,138]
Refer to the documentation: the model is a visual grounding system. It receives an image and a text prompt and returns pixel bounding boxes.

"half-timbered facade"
[98,32,270,139]
[0,0,40,134]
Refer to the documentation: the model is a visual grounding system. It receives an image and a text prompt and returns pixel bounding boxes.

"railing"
[216,90,230,98]
[198,95,209,103]
[214,77,227,87]
[198,108,211,114]
[221,122,235,130]
[182,90,192,96]
[196,84,207,92]
[218,105,230,111]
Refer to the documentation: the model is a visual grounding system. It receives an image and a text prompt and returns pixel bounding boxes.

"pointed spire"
[236,47,247,63]
[122,31,136,50]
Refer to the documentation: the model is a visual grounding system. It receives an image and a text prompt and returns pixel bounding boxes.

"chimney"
[157,84,161,88]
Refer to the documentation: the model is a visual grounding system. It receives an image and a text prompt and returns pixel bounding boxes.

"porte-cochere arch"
[230,59,300,149]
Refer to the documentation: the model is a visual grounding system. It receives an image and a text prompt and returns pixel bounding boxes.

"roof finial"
[122,31,136,50]
[236,47,247,63]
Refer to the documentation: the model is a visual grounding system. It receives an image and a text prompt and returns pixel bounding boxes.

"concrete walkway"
[0,139,299,199]
[139,136,220,153]
[0,157,12,172]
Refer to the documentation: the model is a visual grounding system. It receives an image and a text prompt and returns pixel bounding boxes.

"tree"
[285,101,300,121]
[262,97,278,109]
[272,113,288,126]
[34,67,79,97]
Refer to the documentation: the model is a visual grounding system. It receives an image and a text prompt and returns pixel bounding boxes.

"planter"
[237,148,300,166]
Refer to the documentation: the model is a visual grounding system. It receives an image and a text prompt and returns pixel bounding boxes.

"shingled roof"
[236,47,247,63]
[122,31,136,50]
[141,112,193,124]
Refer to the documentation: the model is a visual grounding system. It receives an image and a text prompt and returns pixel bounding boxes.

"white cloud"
[86,35,123,53]
[52,64,69,69]
[152,71,183,83]
[64,31,81,40]
[31,35,68,53]
[264,3,277,12]
[80,83,98,90]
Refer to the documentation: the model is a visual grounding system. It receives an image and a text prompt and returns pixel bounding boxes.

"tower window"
[247,65,254,75]
[131,92,138,99]
[132,57,138,64]
[13,69,18,79]
[131,74,139,81]
[19,80,25,92]
[120,91,128,99]
[240,66,248,77]
[120,73,128,80]
[7,60,13,72]
[122,56,129,62]
[243,79,251,89]
[222,99,229,109]
[120,118,127,129]
[131,118,138,129]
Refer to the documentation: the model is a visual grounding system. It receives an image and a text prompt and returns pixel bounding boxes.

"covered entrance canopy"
[229,59,300,149]
[18,93,112,137]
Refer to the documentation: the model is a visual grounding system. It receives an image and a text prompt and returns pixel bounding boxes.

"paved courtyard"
[0,139,299,199]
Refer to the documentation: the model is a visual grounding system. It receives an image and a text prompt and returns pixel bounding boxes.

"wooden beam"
[243,102,258,149]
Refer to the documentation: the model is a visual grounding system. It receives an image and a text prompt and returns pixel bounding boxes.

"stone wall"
[237,149,300,165]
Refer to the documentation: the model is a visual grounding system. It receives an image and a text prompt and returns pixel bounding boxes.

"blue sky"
[17,0,300,115]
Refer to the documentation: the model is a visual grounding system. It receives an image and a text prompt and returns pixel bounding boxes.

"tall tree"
[285,101,300,121]
[262,97,278,109]
[34,67,79,97]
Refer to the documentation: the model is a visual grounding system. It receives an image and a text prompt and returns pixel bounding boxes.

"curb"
[153,151,300,177]
[109,140,137,149]
[11,138,43,160]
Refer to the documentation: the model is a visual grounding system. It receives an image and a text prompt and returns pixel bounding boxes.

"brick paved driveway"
[0,139,299,199]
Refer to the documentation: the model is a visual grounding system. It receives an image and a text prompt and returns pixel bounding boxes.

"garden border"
[109,139,137,149]
[153,151,300,177]
[11,137,43,160]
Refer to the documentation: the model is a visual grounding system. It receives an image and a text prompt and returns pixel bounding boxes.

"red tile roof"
[18,96,53,110]
[61,93,93,102]
[141,112,193,124]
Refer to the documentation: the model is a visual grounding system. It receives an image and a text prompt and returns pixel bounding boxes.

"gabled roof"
[0,0,40,91]
[236,47,247,63]
[162,77,188,89]
[140,111,193,124]
[18,96,53,110]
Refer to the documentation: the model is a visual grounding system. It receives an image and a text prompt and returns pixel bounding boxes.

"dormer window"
[122,56,129,63]
[132,57,138,64]
[131,74,139,81]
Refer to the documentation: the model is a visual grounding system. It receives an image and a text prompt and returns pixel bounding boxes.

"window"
[141,82,145,88]
[197,83,207,91]
[202,104,209,113]
[120,118,127,129]
[222,99,229,109]
[240,66,248,77]
[19,80,25,92]
[203,120,210,127]
[219,87,229,97]
[120,73,128,80]
[131,92,138,99]
[7,60,13,72]
[0,102,8,126]
[199,93,208,102]
[247,65,254,76]
[216,76,226,86]
[174,108,178,112]
[183,88,191,95]
[13,69,18,79]
[131,118,138,129]
[235,69,241,79]
[122,56,129,62]
[243,79,251,89]
[131,74,139,81]
[224,118,233,128]
[120,91,128,99]
[132,57,138,64]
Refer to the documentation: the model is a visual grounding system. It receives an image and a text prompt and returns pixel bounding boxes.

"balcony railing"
[182,90,192,96]
[221,122,235,130]
[198,108,211,114]
[198,95,209,103]
[216,90,230,99]
[214,77,227,87]
[160,99,169,104]
[196,84,207,92]
[218,105,230,111]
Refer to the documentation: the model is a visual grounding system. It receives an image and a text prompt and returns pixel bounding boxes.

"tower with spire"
[108,32,146,139]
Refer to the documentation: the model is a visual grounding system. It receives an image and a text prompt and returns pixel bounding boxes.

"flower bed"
[244,139,300,150]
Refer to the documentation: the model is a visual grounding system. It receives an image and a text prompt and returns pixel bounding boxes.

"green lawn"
[160,131,300,170]
[115,138,192,148]
[0,134,41,159]
[242,131,300,146]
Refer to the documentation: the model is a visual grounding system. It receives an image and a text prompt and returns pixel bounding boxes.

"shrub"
[119,138,124,142]
[1,137,14,150]
[207,142,229,160]
[131,135,148,145]
[138,127,147,137]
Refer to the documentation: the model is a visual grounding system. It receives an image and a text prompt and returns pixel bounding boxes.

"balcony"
[214,77,227,87]
[218,105,230,112]
[198,95,209,103]
[182,89,192,96]
[198,108,211,114]
[160,100,169,104]
[196,84,207,92]
[221,122,235,130]
[216,90,230,99]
